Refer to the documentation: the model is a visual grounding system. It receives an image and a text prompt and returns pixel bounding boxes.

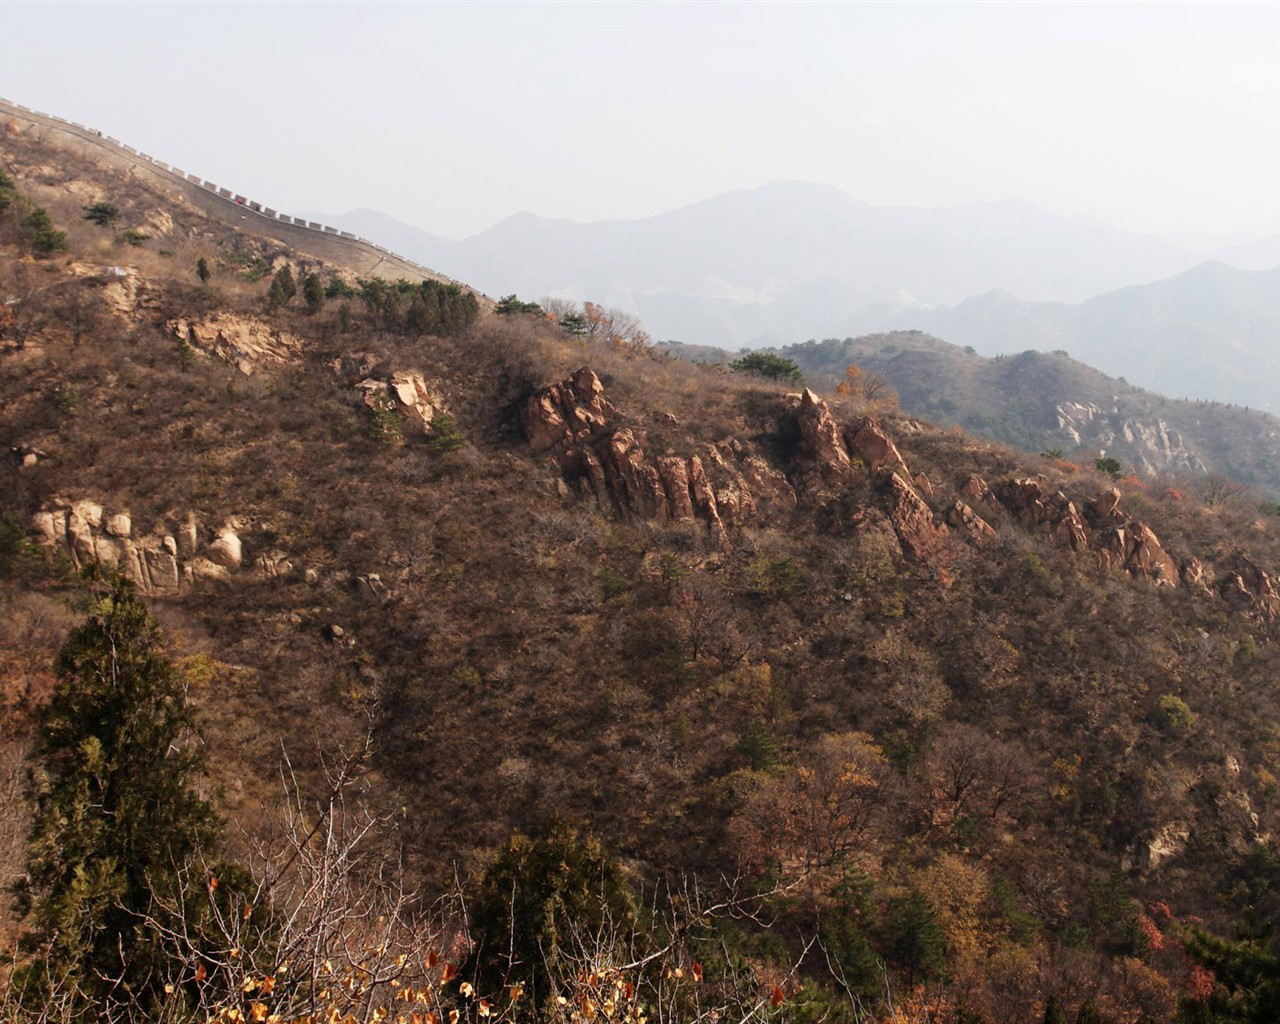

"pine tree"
[302,272,325,313]
[465,822,642,1016]
[267,264,297,308]
[15,575,219,1016]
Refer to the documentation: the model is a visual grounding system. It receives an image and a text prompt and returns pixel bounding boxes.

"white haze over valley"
[7,2,1280,404]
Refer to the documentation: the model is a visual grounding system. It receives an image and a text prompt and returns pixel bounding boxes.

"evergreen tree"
[267,264,297,308]
[465,822,642,1017]
[1043,993,1069,1024]
[424,412,464,454]
[15,575,219,1016]
[1181,927,1280,1023]
[196,256,210,284]
[882,889,946,984]
[20,205,68,257]
[729,352,803,383]
[302,272,325,313]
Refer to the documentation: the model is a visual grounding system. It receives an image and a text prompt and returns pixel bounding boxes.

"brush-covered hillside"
[4,112,1280,1024]
[665,333,1280,500]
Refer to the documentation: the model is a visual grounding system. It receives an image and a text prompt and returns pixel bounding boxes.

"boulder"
[105,513,132,538]
[206,529,242,569]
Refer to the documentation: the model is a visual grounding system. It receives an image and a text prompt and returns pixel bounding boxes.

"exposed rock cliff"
[522,368,796,548]
[30,500,268,594]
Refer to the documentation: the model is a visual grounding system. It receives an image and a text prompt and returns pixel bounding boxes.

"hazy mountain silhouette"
[312,181,1198,347]
[857,261,1280,409]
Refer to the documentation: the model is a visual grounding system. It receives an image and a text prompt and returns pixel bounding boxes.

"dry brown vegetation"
[3,120,1280,1023]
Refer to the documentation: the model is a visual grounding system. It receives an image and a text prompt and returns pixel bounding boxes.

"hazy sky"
[5,2,1280,242]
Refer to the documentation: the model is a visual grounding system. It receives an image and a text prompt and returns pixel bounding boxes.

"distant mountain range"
[308,182,1280,408]
[306,181,1197,337]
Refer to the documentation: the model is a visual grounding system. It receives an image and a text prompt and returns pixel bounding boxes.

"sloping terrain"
[851,261,1280,409]
[5,118,1280,1022]
[763,333,1280,497]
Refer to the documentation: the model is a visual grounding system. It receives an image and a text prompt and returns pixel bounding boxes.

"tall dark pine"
[17,575,218,1015]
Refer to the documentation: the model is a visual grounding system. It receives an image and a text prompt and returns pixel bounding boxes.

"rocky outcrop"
[1095,521,1179,585]
[523,368,795,548]
[522,367,614,455]
[1220,558,1280,621]
[1144,822,1190,871]
[1055,401,1208,477]
[846,416,909,477]
[996,479,1090,551]
[30,501,271,594]
[946,500,999,548]
[884,472,950,563]
[357,370,448,433]
[168,314,305,375]
[793,389,853,490]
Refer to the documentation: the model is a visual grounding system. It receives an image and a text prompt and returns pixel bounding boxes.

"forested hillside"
[3,110,1280,1024]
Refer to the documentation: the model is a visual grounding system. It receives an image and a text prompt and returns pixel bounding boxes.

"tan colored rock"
[168,313,304,373]
[71,499,104,531]
[885,473,950,563]
[31,511,58,544]
[177,511,198,558]
[144,546,180,591]
[1145,822,1190,871]
[522,368,613,454]
[1096,520,1177,586]
[188,556,231,582]
[206,529,242,569]
[387,370,446,430]
[959,474,1001,521]
[946,500,999,548]
[1046,492,1090,551]
[794,389,852,489]
[105,513,131,538]
[1091,487,1124,525]
[258,551,293,579]
[656,456,696,522]
[689,456,729,550]
[1220,559,1280,620]
[846,417,909,476]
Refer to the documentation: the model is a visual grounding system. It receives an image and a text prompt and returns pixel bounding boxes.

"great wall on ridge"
[0,97,488,302]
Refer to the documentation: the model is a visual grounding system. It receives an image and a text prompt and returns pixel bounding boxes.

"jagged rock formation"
[793,388,853,489]
[1220,558,1280,621]
[522,368,795,548]
[29,500,267,594]
[1055,400,1208,477]
[357,370,448,432]
[167,314,305,375]
[520,368,1280,620]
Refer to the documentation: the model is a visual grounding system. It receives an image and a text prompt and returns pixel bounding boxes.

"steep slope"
[7,113,1280,1022]
[855,261,1280,409]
